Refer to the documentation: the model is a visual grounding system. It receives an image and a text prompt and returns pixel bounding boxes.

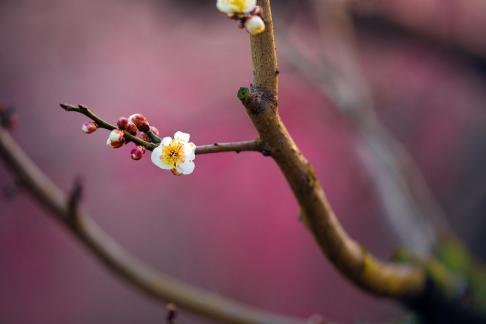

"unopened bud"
[245,15,265,35]
[128,113,149,132]
[130,146,145,160]
[117,117,129,130]
[106,129,124,148]
[126,122,138,135]
[81,121,98,134]
[149,126,160,136]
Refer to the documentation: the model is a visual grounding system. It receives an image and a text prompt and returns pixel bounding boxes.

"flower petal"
[176,160,195,175]
[160,136,172,146]
[174,131,190,143]
[184,142,196,160]
[151,146,172,170]
[217,0,256,14]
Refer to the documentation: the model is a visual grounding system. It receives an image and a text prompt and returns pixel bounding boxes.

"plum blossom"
[216,0,256,16]
[151,131,196,176]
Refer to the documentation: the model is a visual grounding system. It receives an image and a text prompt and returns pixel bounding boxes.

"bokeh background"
[1,0,486,323]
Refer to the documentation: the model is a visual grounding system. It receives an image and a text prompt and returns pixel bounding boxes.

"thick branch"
[243,0,426,299]
[0,127,303,324]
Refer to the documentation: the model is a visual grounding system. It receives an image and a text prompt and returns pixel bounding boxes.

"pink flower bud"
[128,113,149,132]
[130,146,145,160]
[149,126,160,136]
[81,121,98,134]
[106,129,124,148]
[117,117,129,130]
[126,122,138,135]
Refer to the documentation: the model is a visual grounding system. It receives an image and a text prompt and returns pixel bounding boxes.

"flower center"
[162,141,184,167]
[228,0,247,12]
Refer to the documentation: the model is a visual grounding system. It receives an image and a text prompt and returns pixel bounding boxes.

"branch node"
[238,86,276,115]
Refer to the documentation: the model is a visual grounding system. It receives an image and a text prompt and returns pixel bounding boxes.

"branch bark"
[241,0,426,299]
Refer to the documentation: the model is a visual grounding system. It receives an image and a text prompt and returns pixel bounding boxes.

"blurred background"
[1,0,486,323]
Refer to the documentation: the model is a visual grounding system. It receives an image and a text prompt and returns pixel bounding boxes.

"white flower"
[245,15,265,35]
[151,131,196,176]
[216,0,256,15]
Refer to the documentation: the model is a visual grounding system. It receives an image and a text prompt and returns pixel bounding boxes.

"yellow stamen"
[162,140,185,167]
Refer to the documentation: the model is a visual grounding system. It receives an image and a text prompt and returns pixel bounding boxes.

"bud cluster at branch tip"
[78,111,196,175]
[216,1,265,35]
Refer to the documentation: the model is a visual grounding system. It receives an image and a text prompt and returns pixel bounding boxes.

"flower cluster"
[216,0,265,35]
[80,114,196,175]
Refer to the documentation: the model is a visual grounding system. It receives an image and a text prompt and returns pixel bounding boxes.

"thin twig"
[61,103,267,156]
[60,103,157,150]
[196,140,270,156]
[0,127,303,324]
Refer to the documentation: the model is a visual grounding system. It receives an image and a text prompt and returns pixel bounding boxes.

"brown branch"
[0,127,304,324]
[60,103,158,150]
[61,103,267,156]
[195,140,269,156]
[240,0,426,299]
[280,0,455,254]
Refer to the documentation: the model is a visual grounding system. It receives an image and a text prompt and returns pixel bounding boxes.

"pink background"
[1,1,486,323]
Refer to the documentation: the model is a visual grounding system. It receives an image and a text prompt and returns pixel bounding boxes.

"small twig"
[196,140,270,156]
[61,103,267,156]
[60,103,157,150]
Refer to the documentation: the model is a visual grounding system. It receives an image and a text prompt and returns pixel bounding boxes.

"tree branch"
[61,103,267,156]
[196,140,270,156]
[0,127,303,324]
[241,0,426,299]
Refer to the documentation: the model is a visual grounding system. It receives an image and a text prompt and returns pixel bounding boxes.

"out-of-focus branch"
[279,0,454,255]
[61,103,268,156]
[240,0,426,299]
[0,127,303,324]
[348,0,486,66]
